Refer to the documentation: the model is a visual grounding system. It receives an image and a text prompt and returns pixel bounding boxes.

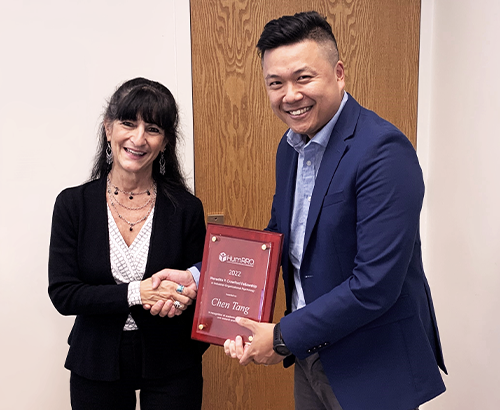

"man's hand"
[223,317,285,366]
[151,268,197,291]
[142,269,197,318]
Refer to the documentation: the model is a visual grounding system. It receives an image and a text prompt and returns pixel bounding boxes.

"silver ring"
[176,284,184,294]
[173,300,182,309]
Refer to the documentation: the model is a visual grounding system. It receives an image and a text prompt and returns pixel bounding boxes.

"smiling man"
[223,11,447,410]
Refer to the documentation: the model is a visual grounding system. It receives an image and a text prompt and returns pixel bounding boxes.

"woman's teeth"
[125,148,145,156]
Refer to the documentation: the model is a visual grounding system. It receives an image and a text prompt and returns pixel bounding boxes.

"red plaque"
[191,224,284,346]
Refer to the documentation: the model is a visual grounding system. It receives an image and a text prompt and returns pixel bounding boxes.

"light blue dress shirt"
[188,93,349,306]
[288,92,348,311]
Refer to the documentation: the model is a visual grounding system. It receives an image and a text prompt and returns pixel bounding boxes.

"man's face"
[262,39,345,140]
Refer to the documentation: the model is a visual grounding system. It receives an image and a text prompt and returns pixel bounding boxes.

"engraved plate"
[191,224,283,346]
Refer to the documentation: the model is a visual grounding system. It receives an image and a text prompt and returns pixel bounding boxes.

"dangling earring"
[106,141,113,165]
[159,150,166,175]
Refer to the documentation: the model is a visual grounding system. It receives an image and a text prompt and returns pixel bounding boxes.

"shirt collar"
[287,91,349,152]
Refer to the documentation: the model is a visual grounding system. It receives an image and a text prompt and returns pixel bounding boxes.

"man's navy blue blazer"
[268,94,446,410]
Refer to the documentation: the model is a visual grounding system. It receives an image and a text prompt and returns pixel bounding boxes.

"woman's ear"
[104,120,112,141]
[161,137,168,151]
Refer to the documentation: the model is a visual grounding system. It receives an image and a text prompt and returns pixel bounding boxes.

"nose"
[283,83,303,104]
[130,123,146,146]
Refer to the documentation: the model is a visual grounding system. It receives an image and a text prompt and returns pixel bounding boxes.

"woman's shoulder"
[157,186,204,216]
[158,184,200,203]
[55,178,104,206]
[176,188,202,204]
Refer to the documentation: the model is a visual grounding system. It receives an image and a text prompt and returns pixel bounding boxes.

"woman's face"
[105,117,166,179]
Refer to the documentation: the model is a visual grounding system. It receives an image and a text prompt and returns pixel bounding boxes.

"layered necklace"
[107,176,157,231]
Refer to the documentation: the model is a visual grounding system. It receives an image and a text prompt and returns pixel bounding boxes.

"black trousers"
[70,331,203,410]
[294,353,419,410]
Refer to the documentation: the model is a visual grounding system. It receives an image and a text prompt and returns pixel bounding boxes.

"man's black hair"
[256,11,338,59]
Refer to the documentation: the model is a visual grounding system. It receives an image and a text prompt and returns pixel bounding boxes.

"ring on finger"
[173,300,183,309]
[176,284,184,294]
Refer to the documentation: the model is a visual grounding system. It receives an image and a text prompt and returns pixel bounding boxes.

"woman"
[49,78,208,409]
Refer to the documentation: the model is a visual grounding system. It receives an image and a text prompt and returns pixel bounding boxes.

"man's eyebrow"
[293,66,313,75]
[265,67,313,80]
[265,74,281,80]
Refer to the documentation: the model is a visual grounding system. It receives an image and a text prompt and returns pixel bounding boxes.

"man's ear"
[336,60,345,82]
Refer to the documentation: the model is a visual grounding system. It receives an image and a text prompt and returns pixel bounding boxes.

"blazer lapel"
[143,187,174,279]
[86,177,115,284]
[303,96,361,253]
[283,147,299,245]
[279,145,298,282]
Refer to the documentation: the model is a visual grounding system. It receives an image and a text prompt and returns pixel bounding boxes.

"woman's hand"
[142,269,198,318]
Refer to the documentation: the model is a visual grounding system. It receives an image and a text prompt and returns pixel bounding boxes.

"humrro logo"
[218,252,255,267]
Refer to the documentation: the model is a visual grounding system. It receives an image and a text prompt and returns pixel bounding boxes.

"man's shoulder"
[341,95,398,132]
[342,103,409,153]
[360,108,401,132]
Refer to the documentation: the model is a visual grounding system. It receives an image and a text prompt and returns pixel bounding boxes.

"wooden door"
[190,1,421,408]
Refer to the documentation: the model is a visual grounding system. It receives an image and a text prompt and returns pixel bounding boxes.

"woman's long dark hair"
[90,77,188,200]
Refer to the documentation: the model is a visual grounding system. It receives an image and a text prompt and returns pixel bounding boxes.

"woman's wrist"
[128,281,142,307]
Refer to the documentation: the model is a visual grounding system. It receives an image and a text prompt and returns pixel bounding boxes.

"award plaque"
[191,224,284,346]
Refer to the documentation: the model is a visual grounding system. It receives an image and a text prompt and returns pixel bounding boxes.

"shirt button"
[308,196,311,202]
[306,160,312,166]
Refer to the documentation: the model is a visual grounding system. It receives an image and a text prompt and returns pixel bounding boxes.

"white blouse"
[107,206,155,331]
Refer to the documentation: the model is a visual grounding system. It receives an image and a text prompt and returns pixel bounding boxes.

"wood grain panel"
[191,2,295,408]
[323,0,421,146]
[190,1,420,409]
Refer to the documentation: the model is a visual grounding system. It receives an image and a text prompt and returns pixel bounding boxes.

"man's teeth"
[289,107,311,115]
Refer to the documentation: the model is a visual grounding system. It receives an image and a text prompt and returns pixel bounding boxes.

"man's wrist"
[273,322,292,356]
[187,266,200,288]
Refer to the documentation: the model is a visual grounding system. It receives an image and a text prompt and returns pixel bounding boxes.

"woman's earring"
[106,141,113,165]
[159,150,166,175]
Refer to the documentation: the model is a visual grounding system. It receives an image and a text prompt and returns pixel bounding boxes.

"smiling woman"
[104,117,165,235]
[48,78,208,410]
[94,79,183,242]
[105,119,166,186]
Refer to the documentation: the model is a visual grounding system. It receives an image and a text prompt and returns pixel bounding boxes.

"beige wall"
[418,0,500,409]
[0,1,193,408]
[1,0,498,408]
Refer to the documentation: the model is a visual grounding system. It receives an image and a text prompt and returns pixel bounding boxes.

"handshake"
[140,268,197,318]
[140,268,285,368]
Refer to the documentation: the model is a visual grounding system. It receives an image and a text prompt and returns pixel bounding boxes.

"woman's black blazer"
[49,177,208,381]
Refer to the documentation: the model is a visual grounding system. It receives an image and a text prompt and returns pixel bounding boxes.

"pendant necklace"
[107,177,157,231]
[107,176,153,200]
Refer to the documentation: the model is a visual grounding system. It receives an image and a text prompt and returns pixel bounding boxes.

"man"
[223,11,446,410]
